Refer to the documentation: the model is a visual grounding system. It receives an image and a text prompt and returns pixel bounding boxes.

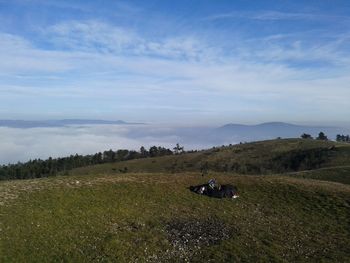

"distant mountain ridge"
[0,119,141,128]
[220,121,335,128]
[216,122,346,141]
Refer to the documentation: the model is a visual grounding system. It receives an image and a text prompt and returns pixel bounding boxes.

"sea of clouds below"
[0,125,219,165]
[2,123,349,165]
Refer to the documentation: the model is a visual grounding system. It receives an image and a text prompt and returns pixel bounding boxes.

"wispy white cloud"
[47,21,138,53]
[44,20,216,61]
[1,18,350,124]
[205,11,350,22]
[0,33,76,73]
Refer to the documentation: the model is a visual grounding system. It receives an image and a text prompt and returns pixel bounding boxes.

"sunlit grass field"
[1,171,350,262]
[2,139,350,262]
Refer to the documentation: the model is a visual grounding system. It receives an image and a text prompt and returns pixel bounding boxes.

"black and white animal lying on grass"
[189,179,239,199]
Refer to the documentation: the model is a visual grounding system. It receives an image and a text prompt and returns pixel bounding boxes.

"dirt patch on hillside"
[147,218,235,262]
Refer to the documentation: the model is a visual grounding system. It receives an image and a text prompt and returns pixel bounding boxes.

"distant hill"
[215,122,346,142]
[110,122,350,148]
[0,119,141,128]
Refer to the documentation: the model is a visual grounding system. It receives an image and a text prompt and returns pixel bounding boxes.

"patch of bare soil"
[147,218,234,262]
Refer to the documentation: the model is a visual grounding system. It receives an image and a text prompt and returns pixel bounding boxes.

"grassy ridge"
[2,138,349,181]
[70,139,350,179]
[1,173,350,262]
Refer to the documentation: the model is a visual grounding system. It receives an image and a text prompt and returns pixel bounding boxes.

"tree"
[336,134,350,142]
[173,143,184,154]
[316,132,328,141]
[116,149,129,161]
[157,146,173,156]
[149,146,159,157]
[301,133,313,139]
[140,146,148,157]
[0,144,175,181]
[103,149,115,162]
[336,134,342,142]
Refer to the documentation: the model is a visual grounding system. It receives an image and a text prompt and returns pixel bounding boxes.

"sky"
[1,0,350,126]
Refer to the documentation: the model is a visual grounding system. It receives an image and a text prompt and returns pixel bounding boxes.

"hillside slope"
[286,166,350,185]
[71,139,350,179]
[2,139,350,262]
[1,172,350,262]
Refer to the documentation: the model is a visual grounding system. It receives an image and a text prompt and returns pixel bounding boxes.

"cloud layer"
[1,121,349,165]
[0,125,170,164]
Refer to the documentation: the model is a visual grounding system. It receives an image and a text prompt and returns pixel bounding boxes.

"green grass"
[70,139,350,175]
[286,166,350,185]
[1,172,350,262]
[69,139,350,185]
[2,139,350,262]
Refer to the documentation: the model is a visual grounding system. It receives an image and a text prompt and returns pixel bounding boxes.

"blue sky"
[0,0,350,125]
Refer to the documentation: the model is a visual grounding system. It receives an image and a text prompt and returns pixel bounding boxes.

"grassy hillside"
[71,139,350,177]
[1,172,350,262]
[287,166,350,185]
[2,139,350,262]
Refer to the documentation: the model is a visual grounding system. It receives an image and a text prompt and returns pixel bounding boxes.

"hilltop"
[1,138,350,262]
[72,138,350,184]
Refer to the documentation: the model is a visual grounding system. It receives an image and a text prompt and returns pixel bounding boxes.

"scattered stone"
[148,217,234,262]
